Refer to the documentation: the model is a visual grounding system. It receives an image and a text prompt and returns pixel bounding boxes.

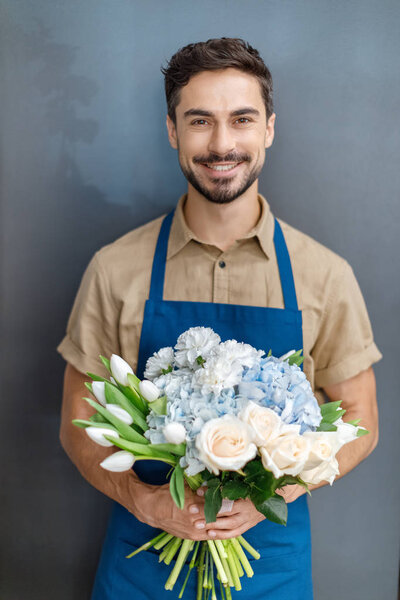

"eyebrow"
[183,107,260,119]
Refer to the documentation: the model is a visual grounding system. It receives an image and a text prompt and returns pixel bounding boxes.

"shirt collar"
[167,193,274,260]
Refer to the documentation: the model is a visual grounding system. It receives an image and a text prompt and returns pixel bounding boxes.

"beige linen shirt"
[57,194,382,404]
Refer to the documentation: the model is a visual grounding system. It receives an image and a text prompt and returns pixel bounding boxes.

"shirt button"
[219,260,226,268]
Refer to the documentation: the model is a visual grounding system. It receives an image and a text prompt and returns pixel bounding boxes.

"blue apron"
[92,211,313,599]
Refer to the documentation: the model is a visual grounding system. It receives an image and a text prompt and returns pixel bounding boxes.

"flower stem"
[197,543,206,600]
[164,537,183,565]
[125,531,166,558]
[179,541,200,599]
[231,543,244,577]
[159,537,178,562]
[165,539,194,590]
[238,535,260,560]
[153,532,174,550]
[225,542,241,591]
[230,538,254,578]
[207,540,228,585]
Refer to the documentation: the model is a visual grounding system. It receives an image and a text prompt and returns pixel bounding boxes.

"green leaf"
[84,382,93,394]
[99,355,111,372]
[121,378,148,413]
[320,400,342,416]
[104,382,148,431]
[86,372,111,383]
[151,442,186,456]
[276,475,311,496]
[316,422,338,432]
[170,464,185,509]
[267,349,272,357]
[127,371,141,390]
[149,395,167,416]
[72,419,116,431]
[83,397,149,444]
[357,427,369,437]
[348,418,361,426]
[104,436,176,461]
[161,365,173,375]
[222,480,250,500]
[244,459,269,483]
[204,483,222,523]
[287,349,304,367]
[321,409,346,424]
[256,494,288,526]
[89,412,107,423]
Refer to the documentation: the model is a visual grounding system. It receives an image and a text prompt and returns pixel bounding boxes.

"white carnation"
[174,327,221,369]
[144,347,174,380]
[212,340,265,368]
[193,355,243,394]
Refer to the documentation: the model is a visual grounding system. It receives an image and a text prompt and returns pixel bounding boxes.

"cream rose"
[301,431,337,471]
[240,401,282,446]
[299,456,340,485]
[195,415,257,475]
[260,432,311,478]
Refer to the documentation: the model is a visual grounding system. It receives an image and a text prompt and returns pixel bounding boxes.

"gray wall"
[1,1,399,598]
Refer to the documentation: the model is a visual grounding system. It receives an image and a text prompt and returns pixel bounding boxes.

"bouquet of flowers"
[73,327,367,599]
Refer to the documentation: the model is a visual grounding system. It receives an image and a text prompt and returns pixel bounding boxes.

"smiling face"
[166,68,275,204]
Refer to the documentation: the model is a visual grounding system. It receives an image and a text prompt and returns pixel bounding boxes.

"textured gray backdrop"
[1,1,399,599]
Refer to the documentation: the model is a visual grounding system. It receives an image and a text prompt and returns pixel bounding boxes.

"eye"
[235,117,251,124]
[192,119,209,126]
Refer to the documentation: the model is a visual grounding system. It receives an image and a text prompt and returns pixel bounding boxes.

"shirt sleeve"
[313,260,382,388]
[56,252,120,376]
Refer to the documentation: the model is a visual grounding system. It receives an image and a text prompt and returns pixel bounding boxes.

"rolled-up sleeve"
[57,252,120,376]
[313,260,382,388]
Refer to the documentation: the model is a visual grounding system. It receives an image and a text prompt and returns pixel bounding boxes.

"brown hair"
[161,37,273,124]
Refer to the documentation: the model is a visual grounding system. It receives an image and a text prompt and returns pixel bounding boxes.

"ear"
[265,113,276,149]
[166,115,178,149]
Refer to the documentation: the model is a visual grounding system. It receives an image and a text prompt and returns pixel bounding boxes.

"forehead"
[176,68,264,117]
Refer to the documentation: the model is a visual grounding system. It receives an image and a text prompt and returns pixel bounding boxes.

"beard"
[178,150,264,205]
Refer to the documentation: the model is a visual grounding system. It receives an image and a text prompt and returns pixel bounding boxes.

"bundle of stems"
[126,531,260,599]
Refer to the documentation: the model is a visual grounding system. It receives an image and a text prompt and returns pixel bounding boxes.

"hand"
[193,490,265,540]
[132,482,213,541]
[275,484,305,503]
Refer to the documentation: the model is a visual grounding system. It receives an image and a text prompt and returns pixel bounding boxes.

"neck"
[183,181,261,252]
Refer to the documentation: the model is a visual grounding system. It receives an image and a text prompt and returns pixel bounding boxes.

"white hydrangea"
[174,327,221,369]
[144,346,174,380]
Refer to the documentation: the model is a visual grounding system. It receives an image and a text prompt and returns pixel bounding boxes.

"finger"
[207,523,253,539]
[204,515,244,530]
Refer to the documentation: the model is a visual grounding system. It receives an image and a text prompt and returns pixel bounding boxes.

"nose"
[208,122,235,158]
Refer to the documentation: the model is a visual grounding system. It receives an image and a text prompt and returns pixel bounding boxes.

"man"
[58,38,381,599]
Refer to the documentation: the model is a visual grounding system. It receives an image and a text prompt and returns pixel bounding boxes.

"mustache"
[193,152,251,164]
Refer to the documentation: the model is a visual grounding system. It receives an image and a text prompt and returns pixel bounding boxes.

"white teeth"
[206,163,238,171]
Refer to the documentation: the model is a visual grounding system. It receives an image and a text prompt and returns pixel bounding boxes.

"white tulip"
[163,422,187,444]
[139,379,160,402]
[279,350,295,361]
[91,381,106,407]
[110,354,134,386]
[86,426,119,447]
[105,404,133,425]
[100,451,135,472]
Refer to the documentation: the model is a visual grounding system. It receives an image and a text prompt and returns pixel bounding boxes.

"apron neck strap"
[273,218,298,311]
[148,211,298,312]
[148,210,174,301]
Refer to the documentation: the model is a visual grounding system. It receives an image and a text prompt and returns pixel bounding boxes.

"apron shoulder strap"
[148,210,174,301]
[273,218,299,311]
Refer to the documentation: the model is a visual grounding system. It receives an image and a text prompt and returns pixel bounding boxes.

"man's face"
[166,68,275,204]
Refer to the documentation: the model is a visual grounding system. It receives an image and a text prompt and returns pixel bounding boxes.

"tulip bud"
[139,379,160,402]
[110,354,134,386]
[105,403,133,425]
[279,350,295,361]
[163,422,186,444]
[91,381,107,407]
[100,451,135,472]
[86,426,119,447]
